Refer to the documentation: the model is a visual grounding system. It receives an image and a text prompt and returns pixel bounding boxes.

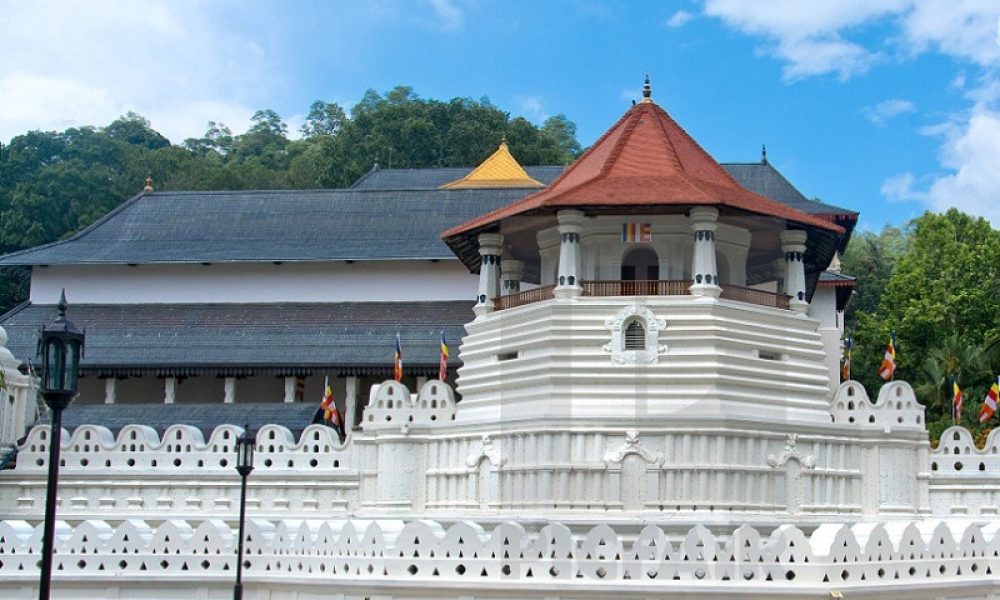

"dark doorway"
[621,247,660,281]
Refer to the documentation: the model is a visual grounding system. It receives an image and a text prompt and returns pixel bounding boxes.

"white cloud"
[0,0,275,144]
[899,1,1000,67]
[923,109,1000,225]
[428,0,463,30]
[704,0,1000,224]
[951,70,967,90]
[515,95,548,123]
[880,172,925,202]
[702,0,1000,81]
[666,10,694,28]
[703,0,905,81]
[862,98,916,125]
[882,109,1000,224]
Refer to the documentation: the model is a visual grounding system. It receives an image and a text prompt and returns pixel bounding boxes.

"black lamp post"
[233,426,255,600]
[37,290,84,600]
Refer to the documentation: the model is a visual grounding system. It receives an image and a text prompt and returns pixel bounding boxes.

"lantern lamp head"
[236,426,255,476]
[38,290,85,409]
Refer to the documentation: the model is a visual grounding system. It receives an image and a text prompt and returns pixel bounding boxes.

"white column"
[781,229,809,312]
[554,209,585,299]
[345,376,358,430]
[773,257,786,295]
[164,377,176,404]
[689,207,721,298]
[500,259,524,295]
[223,377,236,403]
[474,232,503,317]
[283,376,296,403]
[103,378,116,405]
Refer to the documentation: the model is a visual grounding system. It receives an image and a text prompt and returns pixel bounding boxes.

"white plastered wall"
[30,260,478,304]
[807,286,842,392]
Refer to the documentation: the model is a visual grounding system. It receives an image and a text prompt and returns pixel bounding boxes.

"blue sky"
[1,1,999,229]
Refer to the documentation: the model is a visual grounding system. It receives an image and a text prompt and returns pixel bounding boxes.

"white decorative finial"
[0,325,18,370]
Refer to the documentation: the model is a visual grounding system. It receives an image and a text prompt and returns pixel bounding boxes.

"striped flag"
[320,376,343,436]
[621,222,652,243]
[439,332,449,382]
[952,378,963,423]
[878,334,896,381]
[979,377,1000,424]
[840,330,852,382]
[394,332,403,382]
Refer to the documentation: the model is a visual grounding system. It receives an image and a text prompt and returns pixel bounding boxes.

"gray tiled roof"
[350,165,565,190]
[0,188,530,267]
[722,163,856,217]
[59,402,322,438]
[0,163,854,268]
[0,302,469,375]
[818,270,857,283]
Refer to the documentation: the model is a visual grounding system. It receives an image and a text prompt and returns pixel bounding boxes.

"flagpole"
[890,332,896,382]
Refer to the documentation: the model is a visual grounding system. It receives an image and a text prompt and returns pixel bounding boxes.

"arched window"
[624,319,646,350]
[621,247,659,281]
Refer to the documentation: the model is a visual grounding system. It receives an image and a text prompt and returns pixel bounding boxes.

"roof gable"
[440,139,544,189]
[442,101,844,238]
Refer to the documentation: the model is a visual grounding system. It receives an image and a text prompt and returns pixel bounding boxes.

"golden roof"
[440,138,544,189]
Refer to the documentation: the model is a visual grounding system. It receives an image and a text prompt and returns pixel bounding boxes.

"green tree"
[851,210,1000,434]
[840,224,908,323]
[104,112,170,150]
[301,101,347,138]
[0,86,581,311]
[541,114,582,161]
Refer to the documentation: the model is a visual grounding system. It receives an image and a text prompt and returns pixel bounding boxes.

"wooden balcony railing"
[581,279,691,297]
[493,285,556,311]
[719,285,790,309]
[491,281,790,311]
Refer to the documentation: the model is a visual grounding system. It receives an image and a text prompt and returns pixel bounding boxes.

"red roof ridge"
[443,100,845,239]
[599,105,643,177]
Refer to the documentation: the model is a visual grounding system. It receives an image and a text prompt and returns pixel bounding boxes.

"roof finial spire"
[143,174,154,192]
[641,74,652,103]
[58,288,68,318]
[500,133,508,148]
[761,144,768,165]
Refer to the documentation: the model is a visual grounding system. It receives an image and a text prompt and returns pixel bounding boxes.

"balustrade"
[491,280,791,311]
[493,285,556,310]
[719,285,790,309]
[582,279,690,297]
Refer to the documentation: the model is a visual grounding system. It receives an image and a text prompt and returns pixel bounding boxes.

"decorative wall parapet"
[13,422,353,474]
[362,379,456,430]
[829,380,925,430]
[930,427,1000,475]
[0,517,998,590]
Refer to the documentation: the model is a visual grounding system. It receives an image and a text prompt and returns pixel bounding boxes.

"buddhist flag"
[979,377,1000,424]
[621,222,652,243]
[840,331,853,382]
[320,376,343,436]
[394,332,403,382]
[439,332,449,382]
[878,334,896,381]
[952,378,964,423]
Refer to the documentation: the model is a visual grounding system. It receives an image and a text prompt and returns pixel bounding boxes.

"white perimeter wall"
[30,260,478,304]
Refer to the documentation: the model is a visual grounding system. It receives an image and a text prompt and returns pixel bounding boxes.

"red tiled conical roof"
[443,101,843,237]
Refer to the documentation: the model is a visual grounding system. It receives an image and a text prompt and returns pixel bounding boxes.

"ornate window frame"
[604,305,666,365]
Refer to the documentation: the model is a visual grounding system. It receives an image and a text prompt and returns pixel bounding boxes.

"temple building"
[0,105,855,439]
[5,80,1000,600]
